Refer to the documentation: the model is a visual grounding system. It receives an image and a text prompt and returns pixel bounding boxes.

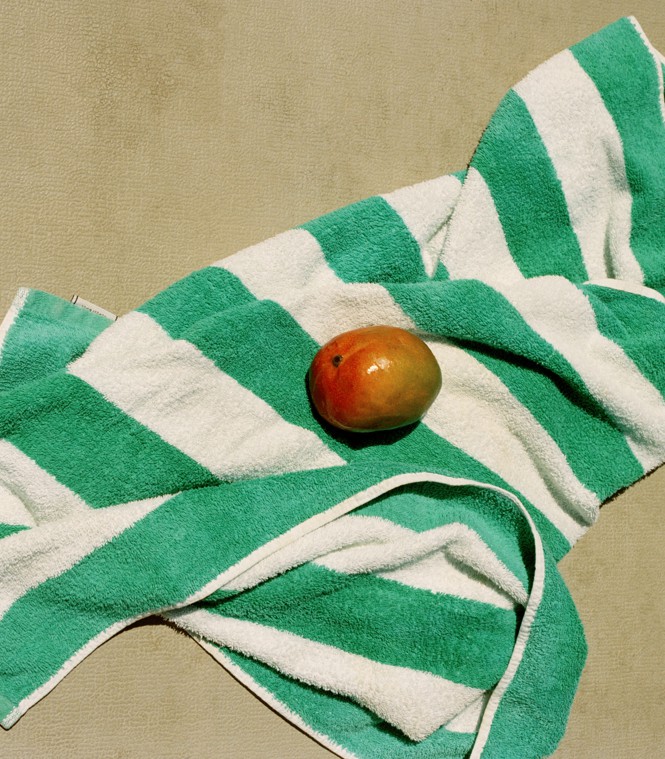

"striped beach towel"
[1,15,664,758]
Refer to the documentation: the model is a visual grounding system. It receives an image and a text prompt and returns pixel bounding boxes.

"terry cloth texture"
[0,15,664,759]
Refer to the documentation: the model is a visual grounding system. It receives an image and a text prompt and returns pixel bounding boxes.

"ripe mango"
[307,325,442,433]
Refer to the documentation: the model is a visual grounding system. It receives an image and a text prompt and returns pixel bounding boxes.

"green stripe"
[433,260,450,280]
[180,300,334,445]
[471,89,587,281]
[0,373,218,507]
[194,476,534,608]
[219,648,478,757]
[571,18,665,292]
[205,562,518,689]
[300,196,427,283]
[137,265,256,338]
[483,550,587,758]
[0,524,29,540]
[0,692,14,723]
[0,290,112,394]
[578,284,665,399]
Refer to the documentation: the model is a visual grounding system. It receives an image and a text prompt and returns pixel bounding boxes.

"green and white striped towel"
[1,15,664,758]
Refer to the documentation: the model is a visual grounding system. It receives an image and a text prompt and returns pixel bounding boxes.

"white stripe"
[438,167,523,286]
[215,227,414,344]
[0,439,90,525]
[0,488,33,527]
[218,228,596,540]
[67,311,344,479]
[168,609,485,742]
[381,174,463,276]
[381,175,463,247]
[0,494,169,622]
[378,551,519,608]
[514,49,641,283]
[446,691,492,733]
[423,341,599,542]
[0,287,30,366]
[314,515,527,609]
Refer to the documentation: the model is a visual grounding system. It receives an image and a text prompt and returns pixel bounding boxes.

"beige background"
[0,1,664,757]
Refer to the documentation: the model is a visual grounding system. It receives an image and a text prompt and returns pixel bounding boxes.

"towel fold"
[1,15,664,758]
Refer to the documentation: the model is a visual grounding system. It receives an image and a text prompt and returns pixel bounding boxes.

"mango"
[307,325,442,433]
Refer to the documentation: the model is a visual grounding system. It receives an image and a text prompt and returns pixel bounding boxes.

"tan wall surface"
[0,2,663,757]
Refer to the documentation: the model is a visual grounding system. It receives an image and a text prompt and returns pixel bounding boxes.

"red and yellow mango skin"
[307,325,442,433]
